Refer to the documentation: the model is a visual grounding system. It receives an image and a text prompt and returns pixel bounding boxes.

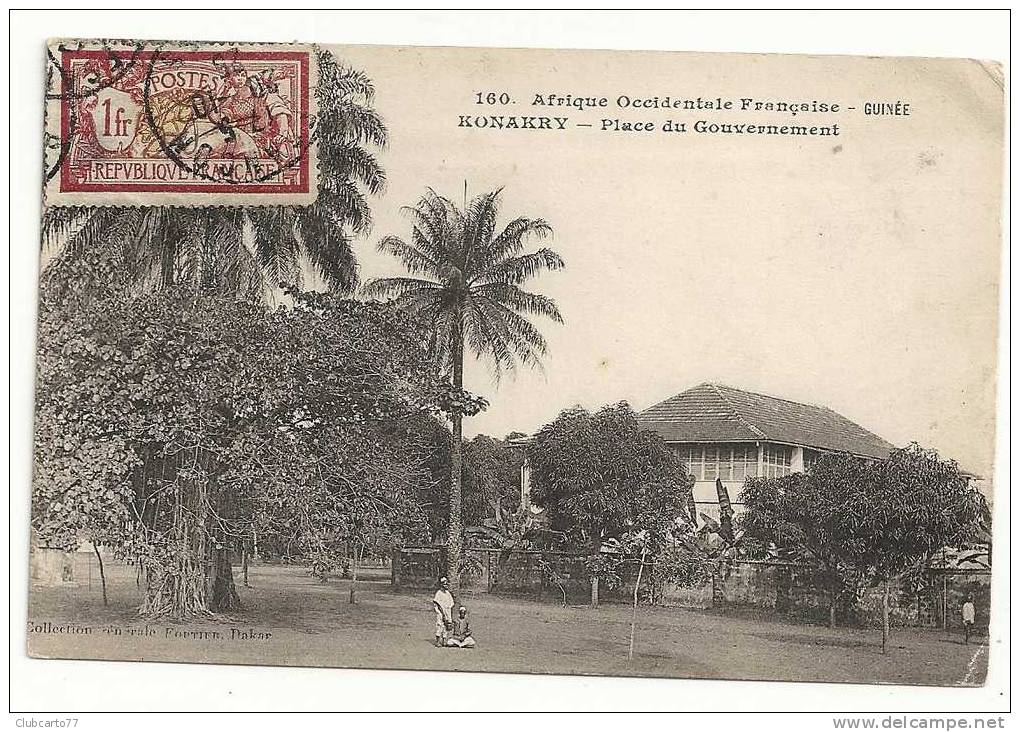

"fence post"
[941,574,948,630]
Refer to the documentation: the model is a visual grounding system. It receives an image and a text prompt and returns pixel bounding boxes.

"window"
[762,444,792,478]
[674,443,759,481]
[728,443,758,480]
[803,448,824,472]
[676,444,702,479]
[703,445,719,480]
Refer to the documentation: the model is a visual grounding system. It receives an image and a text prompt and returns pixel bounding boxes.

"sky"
[333,45,1003,480]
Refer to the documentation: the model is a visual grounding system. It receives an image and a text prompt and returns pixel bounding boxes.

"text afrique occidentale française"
[457,92,912,138]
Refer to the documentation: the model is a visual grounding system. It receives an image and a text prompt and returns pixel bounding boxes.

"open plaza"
[28,562,986,686]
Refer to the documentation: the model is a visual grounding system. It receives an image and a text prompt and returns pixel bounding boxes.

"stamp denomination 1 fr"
[45,40,318,206]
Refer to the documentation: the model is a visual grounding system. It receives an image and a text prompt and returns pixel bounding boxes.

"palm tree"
[41,50,387,297]
[363,187,565,590]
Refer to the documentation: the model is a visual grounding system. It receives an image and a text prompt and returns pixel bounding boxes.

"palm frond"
[474,247,564,287]
[208,211,264,298]
[463,188,502,275]
[41,206,91,251]
[373,186,563,377]
[474,297,550,356]
[317,51,377,102]
[478,217,553,271]
[247,208,300,287]
[174,209,206,288]
[465,296,549,378]
[62,207,119,258]
[296,205,359,293]
[471,282,563,323]
[406,221,449,266]
[464,300,516,376]
[399,305,459,377]
[118,208,161,286]
[318,180,373,235]
[316,104,388,149]
[377,235,440,277]
[329,144,386,196]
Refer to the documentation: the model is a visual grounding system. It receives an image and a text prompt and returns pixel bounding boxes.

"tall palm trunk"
[448,323,465,591]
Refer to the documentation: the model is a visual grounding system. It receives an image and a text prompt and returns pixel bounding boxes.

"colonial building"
[637,383,896,518]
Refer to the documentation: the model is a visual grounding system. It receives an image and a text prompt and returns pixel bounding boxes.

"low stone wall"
[654,561,832,619]
[391,546,446,590]
[30,545,117,587]
[30,547,76,585]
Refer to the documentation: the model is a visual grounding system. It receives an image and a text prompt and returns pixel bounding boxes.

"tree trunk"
[712,563,725,607]
[209,545,241,612]
[629,550,647,661]
[93,544,108,606]
[141,458,210,619]
[242,545,250,587]
[829,581,838,629]
[448,327,465,592]
[881,579,891,654]
[349,545,364,604]
[589,537,603,609]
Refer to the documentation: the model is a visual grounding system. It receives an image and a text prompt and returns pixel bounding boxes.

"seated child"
[446,606,476,648]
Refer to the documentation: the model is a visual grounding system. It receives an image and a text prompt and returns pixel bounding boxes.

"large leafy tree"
[35,52,389,613]
[849,445,987,651]
[33,247,443,617]
[739,446,987,644]
[739,455,866,628]
[527,402,692,607]
[364,187,564,590]
[41,50,386,296]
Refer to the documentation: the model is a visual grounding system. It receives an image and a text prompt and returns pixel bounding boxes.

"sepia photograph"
[10,9,1009,718]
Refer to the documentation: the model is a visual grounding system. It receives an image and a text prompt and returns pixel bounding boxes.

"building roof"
[637,383,896,460]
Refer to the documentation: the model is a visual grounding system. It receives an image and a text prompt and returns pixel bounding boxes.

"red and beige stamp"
[45,40,317,206]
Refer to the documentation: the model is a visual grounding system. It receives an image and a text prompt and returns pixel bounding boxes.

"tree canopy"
[527,402,692,553]
[462,434,526,530]
[363,187,564,377]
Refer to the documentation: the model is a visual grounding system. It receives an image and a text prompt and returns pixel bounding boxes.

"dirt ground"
[27,562,987,686]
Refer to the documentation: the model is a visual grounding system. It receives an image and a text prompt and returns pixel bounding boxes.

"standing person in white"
[432,576,456,647]
[962,594,976,644]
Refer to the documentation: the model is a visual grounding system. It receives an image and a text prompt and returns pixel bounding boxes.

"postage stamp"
[44,40,317,206]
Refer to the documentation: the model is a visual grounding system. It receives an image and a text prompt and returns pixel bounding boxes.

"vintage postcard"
[29,39,1003,687]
